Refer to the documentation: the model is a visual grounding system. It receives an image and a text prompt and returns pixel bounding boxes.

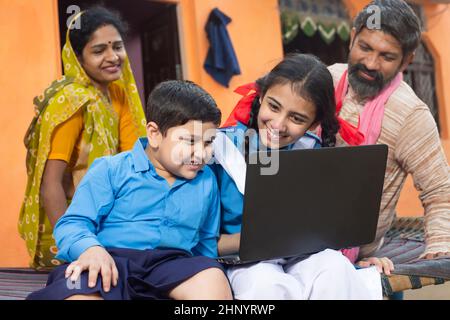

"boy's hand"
[65,246,119,292]
[357,257,394,276]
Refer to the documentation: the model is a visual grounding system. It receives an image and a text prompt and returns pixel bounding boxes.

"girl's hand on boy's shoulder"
[65,246,119,292]
[356,256,394,276]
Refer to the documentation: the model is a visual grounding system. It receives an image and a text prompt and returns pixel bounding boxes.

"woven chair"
[377,217,450,296]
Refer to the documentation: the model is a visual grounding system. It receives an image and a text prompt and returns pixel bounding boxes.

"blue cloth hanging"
[204,8,241,87]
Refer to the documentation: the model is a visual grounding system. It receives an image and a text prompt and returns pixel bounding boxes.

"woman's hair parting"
[69,6,128,56]
[248,53,340,147]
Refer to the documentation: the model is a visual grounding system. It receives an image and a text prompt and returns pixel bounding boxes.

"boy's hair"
[353,0,421,58]
[69,6,128,56]
[145,80,222,135]
[249,53,339,147]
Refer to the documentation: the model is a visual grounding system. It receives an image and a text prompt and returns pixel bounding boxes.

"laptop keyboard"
[216,255,243,265]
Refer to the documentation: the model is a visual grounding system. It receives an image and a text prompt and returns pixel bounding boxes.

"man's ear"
[146,121,162,148]
[349,27,357,50]
[399,52,415,73]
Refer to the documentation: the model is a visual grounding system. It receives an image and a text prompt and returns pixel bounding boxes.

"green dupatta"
[19,13,146,269]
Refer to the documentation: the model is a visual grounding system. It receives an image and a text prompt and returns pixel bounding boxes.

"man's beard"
[347,61,398,101]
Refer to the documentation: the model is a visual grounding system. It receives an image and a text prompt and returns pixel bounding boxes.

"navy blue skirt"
[27,248,225,300]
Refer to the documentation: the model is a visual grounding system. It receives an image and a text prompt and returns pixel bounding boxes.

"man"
[329,0,449,261]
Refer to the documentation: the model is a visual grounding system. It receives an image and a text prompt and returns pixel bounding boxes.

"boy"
[28,80,232,300]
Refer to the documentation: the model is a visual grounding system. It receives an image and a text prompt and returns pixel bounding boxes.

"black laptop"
[217,144,388,265]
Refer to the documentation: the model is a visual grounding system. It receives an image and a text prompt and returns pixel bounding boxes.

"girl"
[212,54,393,299]
[19,7,147,269]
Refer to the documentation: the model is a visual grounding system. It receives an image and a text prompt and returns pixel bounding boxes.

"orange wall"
[0,0,61,266]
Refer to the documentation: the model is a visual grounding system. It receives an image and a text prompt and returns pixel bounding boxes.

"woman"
[19,7,146,269]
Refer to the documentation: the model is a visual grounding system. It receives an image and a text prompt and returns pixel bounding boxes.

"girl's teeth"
[269,130,279,138]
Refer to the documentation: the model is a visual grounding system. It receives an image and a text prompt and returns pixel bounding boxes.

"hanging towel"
[204,8,241,87]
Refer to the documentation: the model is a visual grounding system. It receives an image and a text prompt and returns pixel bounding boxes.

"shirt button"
[163,220,169,226]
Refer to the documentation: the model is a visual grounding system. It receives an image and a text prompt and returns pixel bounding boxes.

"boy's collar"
[131,137,152,173]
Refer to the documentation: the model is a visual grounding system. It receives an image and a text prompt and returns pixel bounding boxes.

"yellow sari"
[19,13,146,269]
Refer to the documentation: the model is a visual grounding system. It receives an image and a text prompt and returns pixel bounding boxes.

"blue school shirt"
[211,122,321,234]
[54,137,221,262]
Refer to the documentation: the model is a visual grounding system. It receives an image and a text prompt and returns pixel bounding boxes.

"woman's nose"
[105,48,119,62]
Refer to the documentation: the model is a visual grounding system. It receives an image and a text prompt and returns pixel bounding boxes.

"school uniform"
[27,137,224,300]
[211,123,383,300]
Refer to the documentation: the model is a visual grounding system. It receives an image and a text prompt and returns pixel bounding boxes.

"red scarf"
[334,69,404,145]
[333,71,365,145]
[222,83,259,128]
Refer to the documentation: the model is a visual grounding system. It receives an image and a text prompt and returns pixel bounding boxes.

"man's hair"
[353,0,422,57]
[145,80,221,135]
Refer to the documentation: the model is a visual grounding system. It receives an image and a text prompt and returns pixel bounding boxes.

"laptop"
[217,144,388,265]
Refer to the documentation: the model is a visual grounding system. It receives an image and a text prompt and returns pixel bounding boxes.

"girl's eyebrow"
[267,96,282,107]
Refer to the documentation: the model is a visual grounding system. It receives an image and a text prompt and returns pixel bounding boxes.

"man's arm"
[395,106,450,259]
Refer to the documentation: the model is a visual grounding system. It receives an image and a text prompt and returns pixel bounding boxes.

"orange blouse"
[48,84,139,165]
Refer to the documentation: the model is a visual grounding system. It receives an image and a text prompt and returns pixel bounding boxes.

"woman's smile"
[102,64,121,74]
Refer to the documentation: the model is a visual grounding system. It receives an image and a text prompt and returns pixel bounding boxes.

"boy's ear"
[349,27,357,51]
[146,121,162,148]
